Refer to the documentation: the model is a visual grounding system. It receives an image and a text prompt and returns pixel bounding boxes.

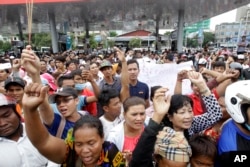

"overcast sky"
[210,9,237,30]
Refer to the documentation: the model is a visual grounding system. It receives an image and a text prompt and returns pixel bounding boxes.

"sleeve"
[190,94,222,134]
[206,78,218,90]
[77,95,87,111]
[45,113,61,136]
[129,119,162,167]
[145,84,149,100]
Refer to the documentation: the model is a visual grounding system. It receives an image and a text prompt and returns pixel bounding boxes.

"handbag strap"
[56,116,66,138]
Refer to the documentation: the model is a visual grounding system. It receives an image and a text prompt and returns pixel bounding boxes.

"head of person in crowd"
[225,80,250,133]
[162,94,194,140]
[89,62,100,77]
[179,53,188,61]
[70,69,88,92]
[99,60,113,78]
[57,74,75,88]
[0,94,22,141]
[190,75,208,96]
[164,54,174,63]
[189,134,217,167]
[49,59,55,69]
[43,54,50,62]
[218,96,230,122]
[0,59,11,85]
[54,55,66,70]
[68,115,105,166]
[41,73,57,95]
[127,59,140,82]
[150,86,162,102]
[69,51,76,60]
[49,87,79,119]
[154,127,192,167]
[104,50,115,63]
[241,35,246,42]
[237,54,245,64]
[212,61,225,73]
[197,58,207,71]
[40,60,48,74]
[123,96,146,133]
[66,60,78,72]
[4,77,26,104]
[229,62,243,80]
[98,88,121,121]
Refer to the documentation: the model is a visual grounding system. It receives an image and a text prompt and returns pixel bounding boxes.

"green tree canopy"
[202,32,215,47]
[0,41,11,52]
[109,31,118,37]
[128,38,142,48]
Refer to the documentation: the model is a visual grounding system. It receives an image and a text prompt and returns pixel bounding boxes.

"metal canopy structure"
[1,0,250,30]
[1,0,250,52]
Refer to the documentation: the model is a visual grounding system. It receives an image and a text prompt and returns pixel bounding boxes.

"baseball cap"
[229,62,243,70]
[49,87,78,103]
[154,127,192,162]
[4,77,26,90]
[99,60,112,70]
[41,73,57,91]
[0,94,16,106]
[237,54,245,60]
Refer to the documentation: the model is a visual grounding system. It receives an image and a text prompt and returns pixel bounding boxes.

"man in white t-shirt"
[0,94,59,166]
[98,88,123,139]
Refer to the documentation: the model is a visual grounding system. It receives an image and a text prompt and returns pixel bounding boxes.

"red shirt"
[81,88,97,117]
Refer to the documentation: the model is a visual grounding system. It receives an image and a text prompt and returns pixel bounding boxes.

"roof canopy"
[0,0,81,5]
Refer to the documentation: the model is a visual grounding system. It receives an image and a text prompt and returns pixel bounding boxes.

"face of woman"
[124,104,146,130]
[158,158,188,167]
[74,127,104,166]
[190,155,214,167]
[169,103,194,132]
[90,63,99,75]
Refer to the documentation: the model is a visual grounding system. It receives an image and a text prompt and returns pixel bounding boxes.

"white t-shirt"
[99,115,123,140]
[0,124,60,167]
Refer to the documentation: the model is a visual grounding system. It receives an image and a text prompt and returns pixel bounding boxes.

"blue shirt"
[129,80,149,100]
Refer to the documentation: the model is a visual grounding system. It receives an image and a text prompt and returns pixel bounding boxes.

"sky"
[210,9,237,31]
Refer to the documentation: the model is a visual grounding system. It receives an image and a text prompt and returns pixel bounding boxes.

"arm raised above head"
[23,83,67,164]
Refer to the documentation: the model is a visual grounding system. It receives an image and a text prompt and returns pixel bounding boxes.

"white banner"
[137,59,193,95]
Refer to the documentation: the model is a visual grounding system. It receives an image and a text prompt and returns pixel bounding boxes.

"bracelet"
[200,89,209,94]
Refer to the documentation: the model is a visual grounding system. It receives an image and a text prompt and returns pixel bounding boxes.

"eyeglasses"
[55,97,74,105]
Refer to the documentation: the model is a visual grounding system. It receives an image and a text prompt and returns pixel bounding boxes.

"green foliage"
[0,41,12,51]
[187,38,198,48]
[23,33,51,49]
[89,34,98,49]
[107,40,115,48]
[128,38,142,48]
[202,32,215,47]
[164,31,171,36]
[109,31,118,37]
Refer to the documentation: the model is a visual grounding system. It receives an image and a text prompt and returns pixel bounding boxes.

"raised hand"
[81,70,94,82]
[177,70,188,81]
[21,45,41,76]
[153,87,171,118]
[114,47,126,62]
[187,71,205,86]
[12,58,21,72]
[22,83,47,111]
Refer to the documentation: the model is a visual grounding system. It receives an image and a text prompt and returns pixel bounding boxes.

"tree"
[107,40,115,48]
[202,32,215,47]
[0,41,12,52]
[89,34,98,49]
[129,38,142,48]
[187,37,198,48]
[109,31,118,37]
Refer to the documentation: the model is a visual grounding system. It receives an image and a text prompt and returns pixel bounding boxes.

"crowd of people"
[0,43,250,167]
